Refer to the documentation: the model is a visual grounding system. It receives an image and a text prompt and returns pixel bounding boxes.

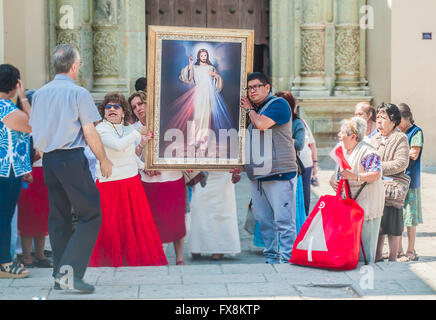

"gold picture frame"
[146,25,254,170]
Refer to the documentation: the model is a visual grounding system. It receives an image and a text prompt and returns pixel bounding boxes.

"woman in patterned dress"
[330,117,385,263]
[397,103,423,262]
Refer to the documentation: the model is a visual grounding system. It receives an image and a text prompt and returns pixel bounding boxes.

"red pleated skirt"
[17,167,49,238]
[142,178,186,243]
[89,175,168,267]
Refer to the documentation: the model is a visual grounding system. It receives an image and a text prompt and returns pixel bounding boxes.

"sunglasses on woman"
[105,104,121,110]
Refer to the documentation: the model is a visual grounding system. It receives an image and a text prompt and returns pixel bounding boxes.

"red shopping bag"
[289,179,365,270]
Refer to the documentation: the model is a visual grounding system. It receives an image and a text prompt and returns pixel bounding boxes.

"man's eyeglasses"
[105,104,121,110]
[245,84,265,92]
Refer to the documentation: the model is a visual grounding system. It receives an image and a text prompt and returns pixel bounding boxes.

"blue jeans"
[250,177,297,263]
[0,171,23,263]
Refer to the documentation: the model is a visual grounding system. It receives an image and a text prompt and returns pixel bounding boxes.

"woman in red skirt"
[17,159,52,268]
[89,92,167,267]
[128,91,187,265]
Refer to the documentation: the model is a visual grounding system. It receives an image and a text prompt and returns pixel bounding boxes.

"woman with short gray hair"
[330,117,385,263]
[372,103,410,262]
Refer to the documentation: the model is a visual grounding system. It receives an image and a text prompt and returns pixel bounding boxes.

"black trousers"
[43,148,101,279]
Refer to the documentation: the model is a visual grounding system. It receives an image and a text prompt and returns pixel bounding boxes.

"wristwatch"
[246,109,254,115]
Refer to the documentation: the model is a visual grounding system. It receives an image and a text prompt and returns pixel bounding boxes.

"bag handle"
[338,179,369,265]
[336,179,352,200]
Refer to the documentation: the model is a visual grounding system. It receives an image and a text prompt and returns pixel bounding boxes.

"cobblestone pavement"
[1,169,435,300]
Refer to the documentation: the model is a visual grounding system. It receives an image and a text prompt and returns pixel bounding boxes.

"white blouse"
[95,120,144,183]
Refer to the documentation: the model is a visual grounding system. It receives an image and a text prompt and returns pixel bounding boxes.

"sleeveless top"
[405,124,423,189]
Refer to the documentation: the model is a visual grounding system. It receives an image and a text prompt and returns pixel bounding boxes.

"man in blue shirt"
[30,44,113,293]
[241,72,298,264]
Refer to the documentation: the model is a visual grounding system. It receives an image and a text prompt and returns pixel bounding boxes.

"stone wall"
[48,0,146,101]
[270,0,372,166]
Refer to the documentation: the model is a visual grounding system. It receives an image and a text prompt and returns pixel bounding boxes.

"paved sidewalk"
[1,169,435,300]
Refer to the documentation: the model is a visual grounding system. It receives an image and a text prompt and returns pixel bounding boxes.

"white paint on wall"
[391,0,436,166]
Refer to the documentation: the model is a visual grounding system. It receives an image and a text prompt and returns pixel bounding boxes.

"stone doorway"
[145,0,270,76]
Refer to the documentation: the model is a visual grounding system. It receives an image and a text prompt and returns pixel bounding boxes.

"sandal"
[399,251,419,262]
[33,258,53,268]
[397,250,406,259]
[0,262,30,279]
[19,257,34,269]
[176,260,184,266]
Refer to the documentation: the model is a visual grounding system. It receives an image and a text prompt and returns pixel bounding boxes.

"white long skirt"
[188,172,241,255]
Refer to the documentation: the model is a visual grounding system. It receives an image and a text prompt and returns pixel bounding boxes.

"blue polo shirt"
[30,74,101,153]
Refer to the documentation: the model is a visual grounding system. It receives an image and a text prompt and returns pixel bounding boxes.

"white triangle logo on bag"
[296,203,328,261]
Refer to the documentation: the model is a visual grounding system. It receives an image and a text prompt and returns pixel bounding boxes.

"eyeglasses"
[105,104,121,110]
[245,84,265,92]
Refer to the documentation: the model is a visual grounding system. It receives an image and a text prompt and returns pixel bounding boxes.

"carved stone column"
[49,0,93,89]
[292,0,329,96]
[334,0,370,96]
[90,0,146,102]
[124,0,147,94]
[91,0,125,100]
[270,0,294,92]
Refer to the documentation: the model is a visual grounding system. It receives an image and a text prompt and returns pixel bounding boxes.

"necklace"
[104,119,124,138]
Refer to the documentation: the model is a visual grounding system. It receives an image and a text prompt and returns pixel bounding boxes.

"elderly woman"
[89,92,167,267]
[355,102,378,140]
[128,91,187,265]
[397,103,423,261]
[372,103,410,262]
[0,64,32,278]
[329,117,385,263]
[16,90,53,268]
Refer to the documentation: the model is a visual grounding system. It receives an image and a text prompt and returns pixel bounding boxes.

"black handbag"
[296,154,306,176]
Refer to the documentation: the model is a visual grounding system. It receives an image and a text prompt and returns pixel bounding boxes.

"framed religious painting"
[146,25,254,170]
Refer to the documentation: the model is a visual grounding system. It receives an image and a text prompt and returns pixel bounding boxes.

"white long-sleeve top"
[95,120,144,183]
[131,121,184,183]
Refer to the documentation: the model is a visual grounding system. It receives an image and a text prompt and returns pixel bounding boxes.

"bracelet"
[357,173,360,182]
[313,160,318,163]
[21,98,28,102]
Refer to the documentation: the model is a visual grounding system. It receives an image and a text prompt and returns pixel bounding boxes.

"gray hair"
[53,44,79,74]
[340,117,367,142]
[398,103,414,125]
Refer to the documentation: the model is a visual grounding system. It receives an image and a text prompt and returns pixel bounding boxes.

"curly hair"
[377,103,402,128]
[128,91,147,122]
[98,92,131,126]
